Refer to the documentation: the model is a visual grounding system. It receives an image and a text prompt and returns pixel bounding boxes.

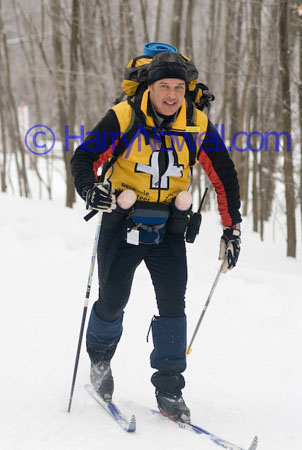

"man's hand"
[84,182,116,212]
[219,225,241,273]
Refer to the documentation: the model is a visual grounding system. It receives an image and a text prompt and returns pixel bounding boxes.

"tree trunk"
[140,0,149,44]
[66,0,80,207]
[238,51,253,217]
[154,0,162,42]
[299,14,302,237]
[0,68,7,193]
[249,0,262,233]
[79,1,98,132]
[170,0,183,50]
[0,3,7,193]
[13,2,53,200]
[252,153,258,232]
[229,2,242,155]
[50,0,75,207]
[184,0,194,58]
[259,3,279,225]
[279,0,296,257]
[221,1,232,129]
[122,0,137,60]
[3,33,30,197]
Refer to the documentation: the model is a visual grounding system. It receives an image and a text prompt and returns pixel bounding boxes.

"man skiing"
[71,50,241,423]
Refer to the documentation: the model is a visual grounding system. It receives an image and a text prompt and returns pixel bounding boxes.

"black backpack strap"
[127,98,147,126]
[185,94,198,167]
[114,92,125,105]
[101,94,148,184]
[191,82,215,113]
[100,86,149,182]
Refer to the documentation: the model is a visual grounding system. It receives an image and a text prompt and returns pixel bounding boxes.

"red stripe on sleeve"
[92,140,118,180]
[198,151,232,227]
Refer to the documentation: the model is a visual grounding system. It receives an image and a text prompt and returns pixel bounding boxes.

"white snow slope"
[1,192,302,450]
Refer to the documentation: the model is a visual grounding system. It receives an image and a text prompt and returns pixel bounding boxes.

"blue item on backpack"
[144,42,178,55]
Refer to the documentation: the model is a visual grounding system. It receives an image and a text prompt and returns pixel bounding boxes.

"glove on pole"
[186,257,226,355]
[83,180,116,222]
[219,225,241,273]
[85,182,117,212]
[67,212,103,412]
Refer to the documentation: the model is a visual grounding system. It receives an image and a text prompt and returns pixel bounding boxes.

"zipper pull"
[146,315,157,342]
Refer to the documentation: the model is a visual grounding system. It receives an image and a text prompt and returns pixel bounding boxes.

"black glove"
[219,225,241,273]
[83,182,116,212]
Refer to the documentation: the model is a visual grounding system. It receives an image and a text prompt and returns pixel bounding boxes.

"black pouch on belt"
[185,211,202,243]
[166,200,191,235]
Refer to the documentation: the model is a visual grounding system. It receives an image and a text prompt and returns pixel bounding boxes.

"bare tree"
[78,1,98,132]
[229,1,243,155]
[50,0,79,207]
[66,0,80,207]
[184,0,194,58]
[170,0,183,50]
[139,0,149,44]
[297,5,302,235]
[259,3,279,231]
[279,0,296,257]
[221,1,232,129]
[251,0,262,235]
[122,0,137,59]
[154,0,162,42]
[0,0,7,193]
[2,32,30,197]
[13,1,53,199]
[0,0,299,258]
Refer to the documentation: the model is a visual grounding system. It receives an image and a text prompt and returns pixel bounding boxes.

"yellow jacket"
[107,89,208,203]
[71,88,241,226]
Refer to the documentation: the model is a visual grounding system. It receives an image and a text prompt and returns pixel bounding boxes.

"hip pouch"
[125,202,170,245]
[166,200,191,235]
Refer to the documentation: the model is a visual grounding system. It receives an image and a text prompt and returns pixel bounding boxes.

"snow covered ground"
[1,192,302,450]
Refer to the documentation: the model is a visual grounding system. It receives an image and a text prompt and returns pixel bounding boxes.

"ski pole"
[197,187,208,214]
[67,211,103,412]
[186,256,226,356]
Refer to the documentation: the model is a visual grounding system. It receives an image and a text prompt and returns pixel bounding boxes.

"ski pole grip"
[84,209,98,221]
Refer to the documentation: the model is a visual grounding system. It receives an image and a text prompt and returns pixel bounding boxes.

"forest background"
[0,0,301,257]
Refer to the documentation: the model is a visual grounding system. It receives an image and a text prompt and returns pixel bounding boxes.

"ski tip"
[128,414,136,432]
[248,435,258,450]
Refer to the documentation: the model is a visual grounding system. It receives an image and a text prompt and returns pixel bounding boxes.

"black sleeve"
[70,109,120,197]
[198,120,241,226]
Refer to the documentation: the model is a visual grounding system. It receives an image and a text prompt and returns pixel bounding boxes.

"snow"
[1,192,302,450]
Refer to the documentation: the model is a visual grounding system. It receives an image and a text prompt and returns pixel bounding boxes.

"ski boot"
[87,340,117,402]
[90,359,114,402]
[156,390,191,423]
[86,308,123,402]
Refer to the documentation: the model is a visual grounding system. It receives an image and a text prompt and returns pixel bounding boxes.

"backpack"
[119,53,215,114]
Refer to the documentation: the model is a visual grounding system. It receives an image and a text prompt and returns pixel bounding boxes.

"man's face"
[148,78,186,116]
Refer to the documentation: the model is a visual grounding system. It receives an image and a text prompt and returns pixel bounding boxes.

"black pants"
[87,213,188,394]
[95,218,188,321]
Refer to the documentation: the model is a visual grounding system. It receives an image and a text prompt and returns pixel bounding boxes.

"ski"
[85,384,136,433]
[151,409,258,450]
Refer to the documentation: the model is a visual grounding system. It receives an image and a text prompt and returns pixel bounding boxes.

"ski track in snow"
[1,193,302,450]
